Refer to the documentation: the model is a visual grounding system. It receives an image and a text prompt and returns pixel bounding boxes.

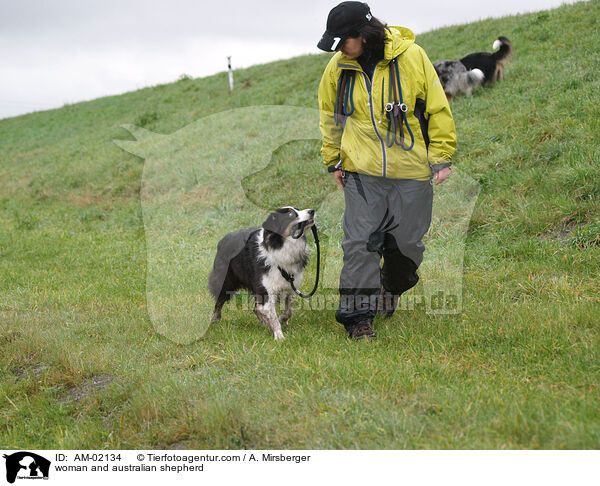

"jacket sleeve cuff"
[430,162,452,173]
[327,160,342,173]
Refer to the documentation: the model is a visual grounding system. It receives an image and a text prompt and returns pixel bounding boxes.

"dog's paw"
[273,330,285,340]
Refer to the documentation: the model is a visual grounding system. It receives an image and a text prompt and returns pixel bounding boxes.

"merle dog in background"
[434,60,484,101]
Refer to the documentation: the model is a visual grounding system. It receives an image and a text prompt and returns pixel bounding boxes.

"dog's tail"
[492,36,513,64]
[208,267,221,300]
[467,68,485,86]
[458,68,484,91]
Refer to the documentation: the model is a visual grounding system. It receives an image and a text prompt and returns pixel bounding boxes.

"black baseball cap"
[317,1,373,52]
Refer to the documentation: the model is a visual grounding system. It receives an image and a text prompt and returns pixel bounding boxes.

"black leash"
[278,224,321,298]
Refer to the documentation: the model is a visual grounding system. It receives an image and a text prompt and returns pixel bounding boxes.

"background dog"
[434,60,484,101]
[460,36,513,85]
[208,206,315,340]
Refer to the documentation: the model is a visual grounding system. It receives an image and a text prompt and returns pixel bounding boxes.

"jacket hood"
[383,26,415,59]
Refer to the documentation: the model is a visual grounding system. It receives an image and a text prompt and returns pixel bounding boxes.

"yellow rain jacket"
[318,26,456,180]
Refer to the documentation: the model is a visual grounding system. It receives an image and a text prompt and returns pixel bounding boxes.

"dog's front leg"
[256,297,284,340]
[279,293,294,327]
[254,304,269,328]
[267,303,285,340]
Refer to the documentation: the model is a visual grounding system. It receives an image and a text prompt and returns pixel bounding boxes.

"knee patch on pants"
[380,234,419,295]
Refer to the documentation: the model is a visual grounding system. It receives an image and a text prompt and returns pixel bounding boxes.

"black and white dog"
[208,206,315,340]
[434,60,484,101]
[460,36,513,86]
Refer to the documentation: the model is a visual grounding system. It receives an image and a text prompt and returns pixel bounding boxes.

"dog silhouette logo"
[3,452,51,483]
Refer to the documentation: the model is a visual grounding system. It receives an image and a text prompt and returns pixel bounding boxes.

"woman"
[317,1,456,339]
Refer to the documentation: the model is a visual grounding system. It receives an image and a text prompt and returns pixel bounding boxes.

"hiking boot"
[348,321,376,340]
[377,286,399,318]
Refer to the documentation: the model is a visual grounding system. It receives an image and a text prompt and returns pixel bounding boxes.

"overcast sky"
[0,0,577,120]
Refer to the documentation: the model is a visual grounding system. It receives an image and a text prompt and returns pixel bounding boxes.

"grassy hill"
[0,1,598,449]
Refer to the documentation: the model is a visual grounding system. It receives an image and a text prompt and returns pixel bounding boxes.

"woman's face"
[338,36,365,59]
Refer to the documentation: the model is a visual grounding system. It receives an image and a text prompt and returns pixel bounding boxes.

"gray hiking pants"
[336,171,433,328]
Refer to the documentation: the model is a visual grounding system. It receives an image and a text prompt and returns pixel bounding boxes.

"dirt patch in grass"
[32,363,49,376]
[169,439,192,450]
[13,367,26,380]
[539,216,577,242]
[58,374,114,404]
[539,216,599,249]
[12,362,49,382]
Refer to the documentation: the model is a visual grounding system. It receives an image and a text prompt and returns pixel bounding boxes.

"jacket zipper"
[361,70,387,177]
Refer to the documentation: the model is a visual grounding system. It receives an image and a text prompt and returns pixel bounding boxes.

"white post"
[227,56,234,93]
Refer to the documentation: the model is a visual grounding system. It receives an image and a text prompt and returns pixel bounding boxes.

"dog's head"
[262,206,315,240]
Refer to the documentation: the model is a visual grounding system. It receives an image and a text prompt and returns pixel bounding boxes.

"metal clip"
[385,102,394,112]
[399,103,408,113]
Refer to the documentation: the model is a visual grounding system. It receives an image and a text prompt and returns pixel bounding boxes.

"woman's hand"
[434,167,451,185]
[333,170,344,189]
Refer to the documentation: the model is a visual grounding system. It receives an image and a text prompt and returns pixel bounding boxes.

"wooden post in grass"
[227,56,234,93]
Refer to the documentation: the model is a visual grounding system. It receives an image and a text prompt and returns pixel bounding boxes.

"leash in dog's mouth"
[291,218,315,239]
[279,223,320,298]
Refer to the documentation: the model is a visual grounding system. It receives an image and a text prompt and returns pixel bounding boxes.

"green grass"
[1,1,599,449]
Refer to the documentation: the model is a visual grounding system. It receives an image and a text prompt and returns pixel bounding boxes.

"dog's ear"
[262,211,281,235]
[262,209,293,237]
